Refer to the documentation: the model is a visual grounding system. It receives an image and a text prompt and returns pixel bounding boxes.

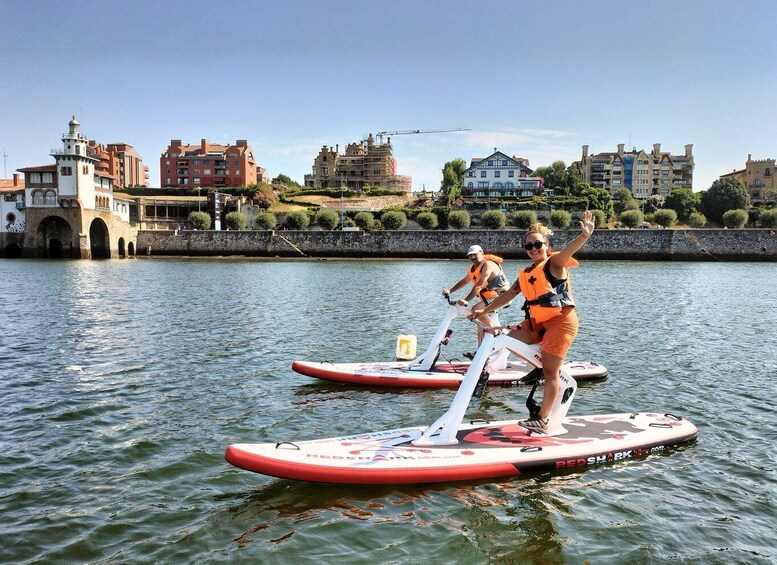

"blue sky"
[2,0,776,192]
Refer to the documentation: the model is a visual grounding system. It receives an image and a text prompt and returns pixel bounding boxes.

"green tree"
[315,209,340,230]
[225,211,247,230]
[722,209,748,228]
[533,161,570,196]
[416,212,439,230]
[448,210,471,229]
[758,208,777,228]
[272,174,298,187]
[550,210,572,228]
[188,211,211,230]
[482,210,506,229]
[441,158,467,206]
[513,210,537,229]
[285,210,310,230]
[612,188,637,215]
[590,209,606,228]
[653,209,677,228]
[620,209,643,228]
[254,212,277,230]
[701,178,749,223]
[354,211,375,230]
[381,210,407,230]
[581,186,614,219]
[664,188,701,221]
[688,212,706,228]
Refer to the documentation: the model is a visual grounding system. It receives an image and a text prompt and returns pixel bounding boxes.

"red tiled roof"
[18,164,57,172]
[0,178,25,190]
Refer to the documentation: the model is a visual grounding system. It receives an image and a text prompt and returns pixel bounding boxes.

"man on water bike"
[442,245,511,353]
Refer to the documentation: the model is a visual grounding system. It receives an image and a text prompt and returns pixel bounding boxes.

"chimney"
[13,173,19,186]
[617,143,624,154]
[582,145,589,158]
[236,139,247,147]
[685,144,693,158]
[653,143,661,156]
[201,139,209,154]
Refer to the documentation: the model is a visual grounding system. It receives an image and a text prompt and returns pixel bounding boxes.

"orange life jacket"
[518,255,577,325]
[467,254,509,300]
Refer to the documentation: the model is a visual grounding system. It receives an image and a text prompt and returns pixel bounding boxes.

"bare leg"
[538,351,564,420]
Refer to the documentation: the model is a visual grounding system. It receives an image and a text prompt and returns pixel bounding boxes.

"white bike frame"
[412,327,577,446]
[406,300,505,372]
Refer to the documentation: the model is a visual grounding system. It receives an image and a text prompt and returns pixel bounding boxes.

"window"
[203,169,211,175]
[494,171,501,178]
[480,171,487,178]
[468,172,475,177]
[478,181,488,188]
[502,160,508,166]
[321,167,329,175]
[467,182,473,189]
[235,170,240,175]
[42,172,53,183]
[488,160,493,166]
[193,159,200,164]
[612,180,621,186]
[755,179,761,187]
[766,168,771,176]
[166,160,170,165]
[508,170,514,178]
[193,178,201,184]
[60,167,72,176]
[235,160,240,167]
[30,173,41,183]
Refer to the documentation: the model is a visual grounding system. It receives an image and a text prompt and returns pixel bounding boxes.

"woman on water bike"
[470,210,595,434]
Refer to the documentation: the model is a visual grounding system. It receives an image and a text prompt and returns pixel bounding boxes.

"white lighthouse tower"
[53,116,99,209]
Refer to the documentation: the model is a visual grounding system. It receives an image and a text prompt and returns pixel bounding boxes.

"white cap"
[466,245,483,256]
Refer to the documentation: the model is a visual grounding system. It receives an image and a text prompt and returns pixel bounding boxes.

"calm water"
[0,258,775,564]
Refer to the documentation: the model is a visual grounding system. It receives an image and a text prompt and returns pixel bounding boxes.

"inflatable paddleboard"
[292,359,608,387]
[225,412,698,484]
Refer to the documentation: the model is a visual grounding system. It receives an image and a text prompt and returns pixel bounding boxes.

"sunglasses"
[524,241,545,250]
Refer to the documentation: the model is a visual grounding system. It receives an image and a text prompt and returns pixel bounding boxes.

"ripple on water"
[0,259,775,563]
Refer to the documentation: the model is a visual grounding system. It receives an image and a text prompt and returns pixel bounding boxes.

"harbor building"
[720,154,776,204]
[461,149,544,205]
[160,139,258,188]
[304,134,412,192]
[575,143,694,199]
[4,117,137,258]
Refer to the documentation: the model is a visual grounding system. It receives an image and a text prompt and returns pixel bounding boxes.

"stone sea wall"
[136,228,777,261]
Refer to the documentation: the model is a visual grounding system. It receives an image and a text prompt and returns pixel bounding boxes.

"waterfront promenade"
[137,228,777,261]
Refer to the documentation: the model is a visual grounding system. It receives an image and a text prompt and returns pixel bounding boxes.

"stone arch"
[36,216,75,258]
[128,241,135,256]
[89,217,111,259]
[118,237,126,258]
[4,242,22,258]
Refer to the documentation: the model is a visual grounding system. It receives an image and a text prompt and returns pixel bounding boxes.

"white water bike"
[228,322,697,484]
[292,297,608,387]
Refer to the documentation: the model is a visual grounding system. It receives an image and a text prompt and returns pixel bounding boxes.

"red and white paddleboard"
[225,412,697,485]
[292,359,608,387]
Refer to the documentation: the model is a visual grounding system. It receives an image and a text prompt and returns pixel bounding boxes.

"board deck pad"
[225,412,697,485]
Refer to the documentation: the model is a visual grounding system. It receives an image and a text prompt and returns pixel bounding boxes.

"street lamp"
[340,172,345,230]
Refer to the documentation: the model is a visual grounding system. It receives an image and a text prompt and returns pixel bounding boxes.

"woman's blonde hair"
[525,223,554,242]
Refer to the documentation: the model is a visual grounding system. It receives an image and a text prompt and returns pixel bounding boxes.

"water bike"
[292,298,608,388]
[226,324,697,485]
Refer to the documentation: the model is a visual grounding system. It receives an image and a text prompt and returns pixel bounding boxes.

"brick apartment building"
[86,141,148,189]
[160,139,258,188]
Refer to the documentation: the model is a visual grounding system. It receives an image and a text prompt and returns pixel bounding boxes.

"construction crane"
[375,128,470,144]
